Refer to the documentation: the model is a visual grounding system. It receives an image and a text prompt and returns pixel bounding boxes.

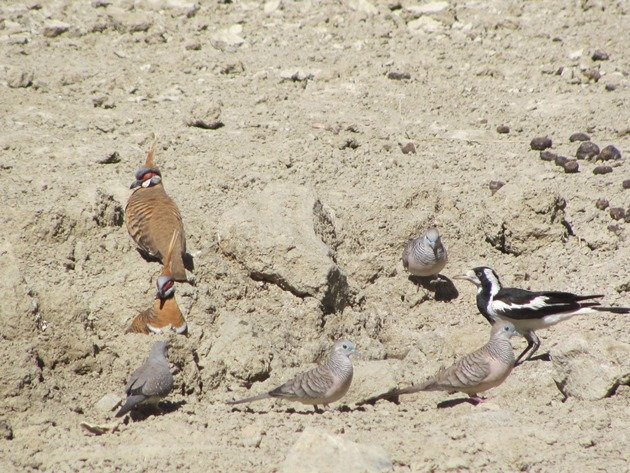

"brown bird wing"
[126,307,155,334]
[125,185,187,281]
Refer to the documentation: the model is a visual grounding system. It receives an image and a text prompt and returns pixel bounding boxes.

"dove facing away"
[391,321,517,405]
[116,341,174,417]
[402,227,447,278]
[127,230,188,335]
[125,143,190,282]
[227,340,357,412]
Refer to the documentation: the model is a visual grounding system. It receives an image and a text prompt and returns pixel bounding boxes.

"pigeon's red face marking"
[141,172,159,181]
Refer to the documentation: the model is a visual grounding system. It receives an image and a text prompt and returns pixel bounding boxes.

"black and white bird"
[454,266,629,364]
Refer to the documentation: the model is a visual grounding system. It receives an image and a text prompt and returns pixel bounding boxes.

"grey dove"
[227,340,357,412]
[116,341,174,417]
[125,144,189,282]
[391,321,517,405]
[402,227,447,278]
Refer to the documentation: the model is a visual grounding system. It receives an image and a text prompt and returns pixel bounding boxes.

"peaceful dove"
[127,230,188,335]
[454,266,630,364]
[402,227,447,278]
[125,143,189,282]
[227,340,357,412]
[116,341,174,417]
[392,321,517,404]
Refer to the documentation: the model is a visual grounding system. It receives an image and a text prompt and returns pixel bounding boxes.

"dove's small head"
[424,227,441,248]
[333,339,358,358]
[491,321,518,339]
[150,340,170,359]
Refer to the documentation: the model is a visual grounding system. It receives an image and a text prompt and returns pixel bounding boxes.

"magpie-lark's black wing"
[491,288,603,320]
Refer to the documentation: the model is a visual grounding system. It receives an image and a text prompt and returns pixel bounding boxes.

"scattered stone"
[530,136,552,151]
[554,155,569,167]
[605,84,617,92]
[595,198,609,210]
[597,145,622,161]
[92,95,115,109]
[217,183,349,313]
[281,427,393,473]
[407,1,449,15]
[108,9,153,33]
[593,166,613,175]
[97,151,121,165]
[623,180,630,190]
[338,137,360,150]
[552,336,629,401]
[6,69,34,89]
[407,16,444,34]
[241,424,264,448]
[496,125,510,134]
[347,0,378,15]
[609,207,626,221]
[582,68,601,82]
[540,151,557,162]
[387,1,402,11]
[576,141,600,160]
[0,420,13,440]
[387,71,411,80]
[185,41,202,51]
[569,132,590,142]
[568,49,583,60]
[42,20,71,38]
[95,393,122,413]
[210,25,244,52]
[563,160,579,173]
[185,101,224,130]
[264,0,282,15]
[591,49,609,61]
[400,142,416,154]
[218,61,244,75]
[280,70,314,82]
[489,180,505,195]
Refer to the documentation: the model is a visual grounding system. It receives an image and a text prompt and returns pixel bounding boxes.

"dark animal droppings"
[530,136,552,150]
[597,145,622,161]
[595,198,609,210]
[576,142,600,160]
[563,160,579,173]
[569,132,590,142]
[593,166,613,175]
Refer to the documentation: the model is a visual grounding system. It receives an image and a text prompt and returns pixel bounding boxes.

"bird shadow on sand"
[436,398,480,409]
[127,400,186,421]
[515,352,551,367]
[227,405,368,415]
[408,275,459,302]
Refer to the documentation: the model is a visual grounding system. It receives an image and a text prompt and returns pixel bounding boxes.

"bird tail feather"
[115,395,146,417]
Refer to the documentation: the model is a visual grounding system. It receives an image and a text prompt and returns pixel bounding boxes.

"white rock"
[211,25,245,52]
[95,393,122,413]
[551,335,629,401]
[568,49,583,60]
[407,16,444,34]
[406,1,449,16]
[281,427,393,473]
[264,0,281,14]
[347,0,378,16]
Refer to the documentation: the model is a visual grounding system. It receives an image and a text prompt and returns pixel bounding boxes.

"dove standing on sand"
[116,341,174,417]
[227,340,357,412]
[127,230,188,335]
[125,143,190,282]
[391,321,517,405]
[454,266,630,364]
[402,227,448,278]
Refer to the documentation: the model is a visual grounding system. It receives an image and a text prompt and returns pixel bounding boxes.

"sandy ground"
[1,0,629,471]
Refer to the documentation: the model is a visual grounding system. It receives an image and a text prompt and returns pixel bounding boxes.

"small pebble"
[605,84,617,92]
[97,152,121,164]
[496,125,510,134]
[540,151,557,162]
[489,180,505,195]
[338,137,360,150]
[554,155,569,166]
[387,71,411,80]
[595,198,609,210]
[563,160,579,173]
[582,68,601,82]
[591,49,609,61]
[597,145,622,161]
[530,136,552,151]
[569,132,590,142]
[622,180,630,189]
[609,207,626,221]
[576,142,600,160]
[400,142,416,154]
[593,166,613,175]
